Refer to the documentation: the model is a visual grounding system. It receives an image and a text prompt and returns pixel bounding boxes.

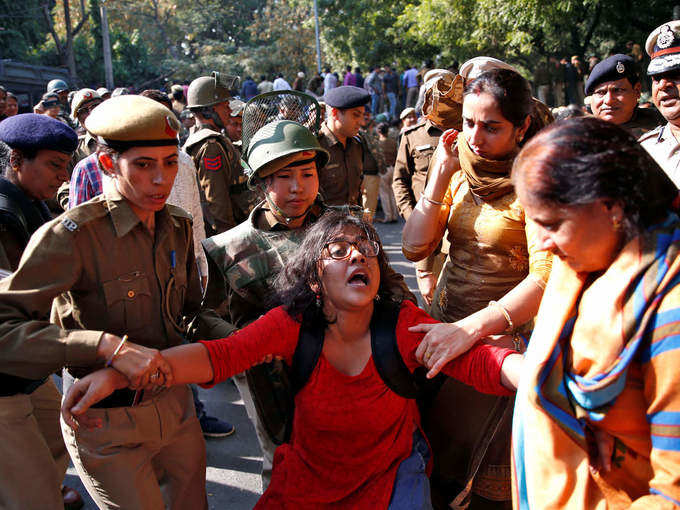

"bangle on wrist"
[421,194,445,206]
[488,301,514,333]
[105,335,128,368]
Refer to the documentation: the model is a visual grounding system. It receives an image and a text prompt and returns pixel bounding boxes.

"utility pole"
[100,1,114,89]
[313,0,322,73]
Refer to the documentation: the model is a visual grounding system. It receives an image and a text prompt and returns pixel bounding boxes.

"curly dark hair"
[270,210,405,327]
[512,116,677,235]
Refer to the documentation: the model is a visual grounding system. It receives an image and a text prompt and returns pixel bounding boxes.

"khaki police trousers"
[379,166,399,221]
[61,384,207,510]
[0,378,67,510]
[361,174,381,221]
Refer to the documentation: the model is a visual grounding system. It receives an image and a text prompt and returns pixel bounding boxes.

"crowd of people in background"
[1,16,680,510]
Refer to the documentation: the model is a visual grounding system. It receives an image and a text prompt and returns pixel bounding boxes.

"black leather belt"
[0,373,47,397]
[64,369,142,408]
[91,388,142,409]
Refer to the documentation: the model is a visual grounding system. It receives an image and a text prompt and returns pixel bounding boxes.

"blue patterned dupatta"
[512,214,680,509]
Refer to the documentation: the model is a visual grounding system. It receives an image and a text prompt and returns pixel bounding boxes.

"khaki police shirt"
[0,186,203,380]
[392,121,442,220]
[640,123,680,187]
[317,123,363,206]
[185,129,240,236]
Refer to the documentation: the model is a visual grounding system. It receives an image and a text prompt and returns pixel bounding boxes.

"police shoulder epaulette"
[183,128,223,151]
[58,199,108,232]
[638,124,664,143]
[403,121,426,135]
[166,203,193,222]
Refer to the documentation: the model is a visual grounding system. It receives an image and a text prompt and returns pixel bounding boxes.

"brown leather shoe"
[62,485,84,510]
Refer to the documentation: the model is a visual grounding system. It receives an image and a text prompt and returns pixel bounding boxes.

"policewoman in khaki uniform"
[0,114,82,510]
[0,95,208,510]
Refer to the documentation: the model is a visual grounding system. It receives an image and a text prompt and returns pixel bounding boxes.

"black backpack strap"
[371,300,420,399]
[291,308,326,396]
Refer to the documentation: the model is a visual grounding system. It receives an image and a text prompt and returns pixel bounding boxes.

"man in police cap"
[585,53,662,137]
[318,85,369,206]
[640,21,680,186]
[70,88,103,163]
[392,69,446,305]
[184,72,246,235]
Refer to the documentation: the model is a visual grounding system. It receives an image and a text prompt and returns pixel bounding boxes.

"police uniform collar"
[402,120,426,135]
[319,121,349,147]
[103,185,178,237]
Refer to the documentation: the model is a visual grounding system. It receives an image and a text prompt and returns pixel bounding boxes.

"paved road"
[64,218,419,509]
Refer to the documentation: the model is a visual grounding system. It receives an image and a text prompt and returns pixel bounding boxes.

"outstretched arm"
[62,342,213,429]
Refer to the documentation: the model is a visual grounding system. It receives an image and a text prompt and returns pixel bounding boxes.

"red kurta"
[200,300,513,509]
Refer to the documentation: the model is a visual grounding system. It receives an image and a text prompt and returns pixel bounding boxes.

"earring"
[612,217,622,231]
[315,293,322,308]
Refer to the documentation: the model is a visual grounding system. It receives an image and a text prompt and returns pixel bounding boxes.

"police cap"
[0,113,77,153]
[229,98,245,117]
[646,21,680,75]
[324,86,370,109]
[71,88,102,119]
[584,54,639,95]
[399,107,415,120]
[84,95,180,152]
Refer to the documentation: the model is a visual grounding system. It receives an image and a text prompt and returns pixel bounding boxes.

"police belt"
[229,182,249,194]
[0,373,47,397]
[64,368,141,408]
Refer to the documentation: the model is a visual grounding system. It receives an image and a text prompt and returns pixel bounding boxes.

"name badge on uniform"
[61,218,78,232]
[416,144,432,152]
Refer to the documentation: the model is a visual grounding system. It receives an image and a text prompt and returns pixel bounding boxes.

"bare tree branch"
[72,0,89,36]
[42,3,65,56]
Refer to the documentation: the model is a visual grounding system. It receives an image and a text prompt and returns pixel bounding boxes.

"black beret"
[0,113,78,154]
[324,86,370,109]
[585,54,639,96]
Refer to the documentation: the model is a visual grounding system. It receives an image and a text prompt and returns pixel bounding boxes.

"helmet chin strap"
[261,185,312,225]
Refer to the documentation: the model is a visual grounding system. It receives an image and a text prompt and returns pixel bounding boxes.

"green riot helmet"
[243,119,329,187]
[186,71,240,109]
[47,79,69,93]
[241,91,327,187]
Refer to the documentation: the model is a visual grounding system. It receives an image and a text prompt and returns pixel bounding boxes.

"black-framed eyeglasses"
[323,238,380,260]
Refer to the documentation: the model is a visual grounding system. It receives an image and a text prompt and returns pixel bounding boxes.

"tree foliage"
[1,0,678,90]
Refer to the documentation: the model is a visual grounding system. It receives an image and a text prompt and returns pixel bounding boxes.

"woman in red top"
[62,211,522,509]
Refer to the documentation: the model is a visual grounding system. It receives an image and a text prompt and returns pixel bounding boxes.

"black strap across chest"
[290,301,421,399]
